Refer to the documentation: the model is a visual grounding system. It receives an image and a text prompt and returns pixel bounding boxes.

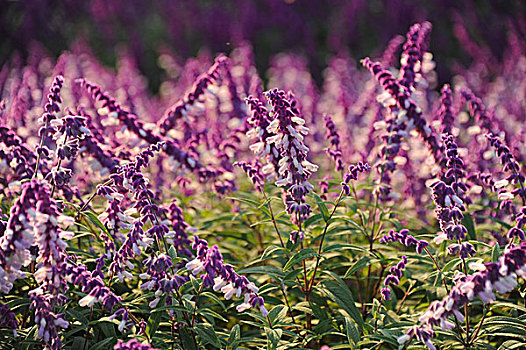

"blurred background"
[1,0,525,91]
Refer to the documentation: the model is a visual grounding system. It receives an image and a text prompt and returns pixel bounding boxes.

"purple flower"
[486,134,526,204]
[158,55,228,136]
[114,339,160,350]
[382,256,407,300]
[399,22,432,91]
[379,229,429,254]
[324,114,343,172]
[437,84,455,134]
[0,302,18,336]
[404,242,526,349]
[264,89,318,224]
[235,160,265,193]
[35,75,64,177]
[186,236,267,316]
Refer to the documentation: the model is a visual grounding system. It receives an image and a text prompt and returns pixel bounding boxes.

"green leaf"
[265,327,282,350]
[196,323,222,348]
[344,257,370,278]
[261,245,286,261]
[283,248,317,271]
[461,213,476,240]
[168,245,178,259]
[312,193,330,222]
[146,295,167,339]
[491,243,501,262]
[345,317,360,349]
[91,337,115,350]
[228,324,241,349]
[81,211,110,237]
[321,274,365,332]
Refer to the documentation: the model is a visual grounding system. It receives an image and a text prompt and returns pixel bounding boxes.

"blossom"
[158,55,228,136]
[0,302,18,336]
[235,160,265,193]
[381,256,407,300]
[437,84,455,134]
[486,134,526,203]
[114,339,160,350]
[399,22,432,91]
[264,89,318,224]
[0,181,38,293]
[324,114,343,172]
[186,236,267,316]
[35,75,64,177]
[402,242,526,349]
[379,229,429,254]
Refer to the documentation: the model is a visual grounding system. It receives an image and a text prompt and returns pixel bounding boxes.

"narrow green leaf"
[146,295,167,339]
[312,193,330,222]
[196,323,222,348]
[81,211,110,237]
[283,248,317,271]
[461,213,476,240]
[228,324,241,349]
[345,317,360,349]
[491,243,501,262]
[265,327,282,350]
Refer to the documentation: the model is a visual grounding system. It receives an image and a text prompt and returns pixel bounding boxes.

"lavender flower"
[158,55,228,136]
[400,242,526,349]
[185,236,267,316]
[140,254,186,311]
[399,22,432,91]
[381,256,407,300]
[264,89,318,224]
[437,84,455,134]
[78,79,201,174]
[165,200,192,258]
[234,160,265,193]
[245,95,280,180]
[341,162,370,195]
[486,134,526,204]
[324,114,343,172]
[362,58,441,163]
[0,180,44,292]
[430,134,473,257]
[379,229,429,254]
[35,75,64,177]
[0,302,18,336]
[114,339,160,350]
[21,180,73,349]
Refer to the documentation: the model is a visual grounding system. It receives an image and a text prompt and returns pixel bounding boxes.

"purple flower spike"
[158,55,228,136]
[404,242,526,349]
[382,256,407,300]
[114,339,160,350]
[324,114,343,172]
[186,236,267,316]
[380,229,429,254]
[0,302,18,336]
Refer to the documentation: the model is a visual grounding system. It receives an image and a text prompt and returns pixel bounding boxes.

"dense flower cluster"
[487,134,526,204]
[158,55,228,136]
[381,255,407,300]
[341,162,371,195]
[429,134,474,257]
[0,302,18,336]
[400,242,526,349]
[114,339,160,350]
[379,229,429,254]
[1,14,526,350]
[185,236,267,316]
[324,114,343,172]
[264,89,318,224]
[34,75,64,177]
